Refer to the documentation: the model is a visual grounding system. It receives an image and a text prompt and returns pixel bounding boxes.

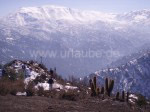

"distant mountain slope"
[0,5,150,77]
[92,51,150,98]
[110,44,150,68]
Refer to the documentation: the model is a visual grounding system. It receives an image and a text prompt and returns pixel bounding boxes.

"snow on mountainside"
[3,60,77,91]
[0,5,150,77]
[4,5,117,24]
[117,9,150,22]
[92,51,150,98]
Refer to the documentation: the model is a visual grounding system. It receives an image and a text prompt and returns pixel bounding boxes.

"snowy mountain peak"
[117,9,150,22]
[1,5,150,78]
[41,5,70,9]
[19,5,72,14]
[130,9,150,14]
[4,5,118,26]
[1,5,150,27]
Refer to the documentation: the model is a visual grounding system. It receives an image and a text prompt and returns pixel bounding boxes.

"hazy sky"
[0,0,150,16]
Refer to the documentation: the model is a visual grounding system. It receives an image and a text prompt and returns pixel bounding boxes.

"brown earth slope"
[0,95,149,112]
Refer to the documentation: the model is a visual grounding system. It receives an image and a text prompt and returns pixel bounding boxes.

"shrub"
[18,69,25,79]
[34,76,43,85]
[10,88,17,96]
[37,86,45,96]
[136,95,147,107]
[40,74,47,81]
[59,90,78,101]
[29,60,34,65]
[26,81,35,96]
[3,60,16,68]
[3,68,17,81]
[77,89,88,99]
[39,64,47,71]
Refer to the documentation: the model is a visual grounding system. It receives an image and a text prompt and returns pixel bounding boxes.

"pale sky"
[0,0,150,17]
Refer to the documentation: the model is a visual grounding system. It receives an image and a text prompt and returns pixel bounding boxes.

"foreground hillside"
[0,95,150,112]
[0,59,150,112]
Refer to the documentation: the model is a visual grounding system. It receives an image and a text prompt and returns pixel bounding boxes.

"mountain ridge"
[90,51,150,98]
[0,5,150,76]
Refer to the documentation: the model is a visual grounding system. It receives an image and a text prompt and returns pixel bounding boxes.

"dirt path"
[0,95,149,112]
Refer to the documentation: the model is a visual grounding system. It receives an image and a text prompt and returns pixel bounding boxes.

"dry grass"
[25,81,36,96]
[0,78,25,96]
[58,90,78,101]
[37,86,45,96]
[1,95,150,112]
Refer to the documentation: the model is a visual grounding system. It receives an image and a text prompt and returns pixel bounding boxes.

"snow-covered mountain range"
[0,5,150,77]
[89,51,150,98]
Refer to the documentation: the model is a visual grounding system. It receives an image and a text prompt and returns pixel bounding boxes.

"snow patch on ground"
[16,92,27,96]
[35,82,78,91]
[129,94,138,103]
[65,85,78,90]
[129,94,138,100]
[24,71,39,84]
